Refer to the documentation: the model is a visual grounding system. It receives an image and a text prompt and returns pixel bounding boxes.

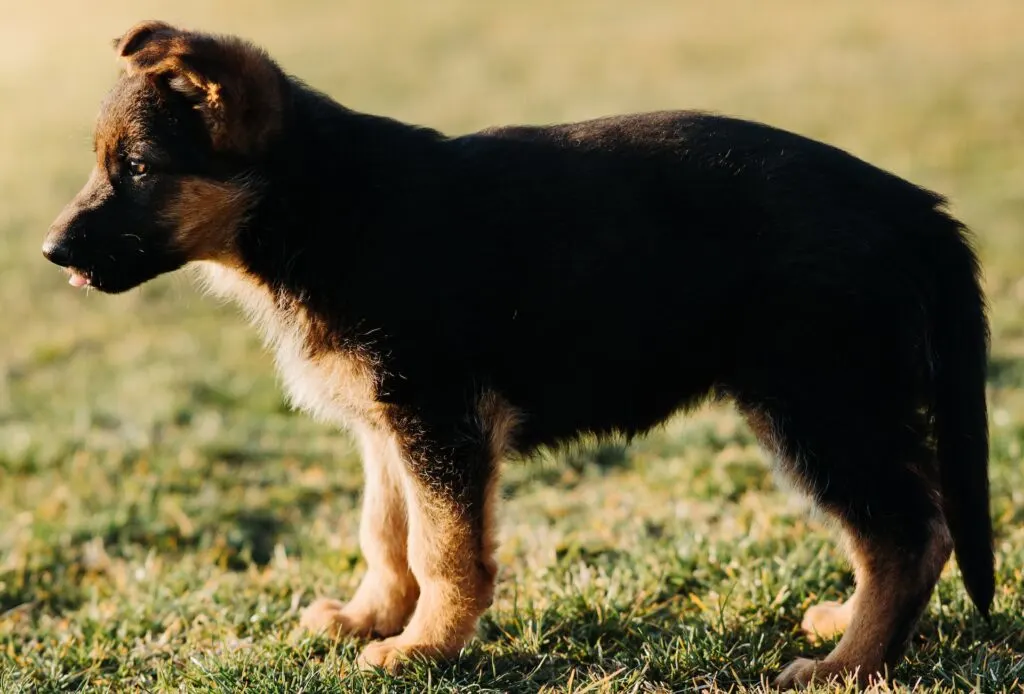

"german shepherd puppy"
[43,21,993,687]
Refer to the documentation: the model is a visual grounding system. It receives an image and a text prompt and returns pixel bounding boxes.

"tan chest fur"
[196,262,382,427]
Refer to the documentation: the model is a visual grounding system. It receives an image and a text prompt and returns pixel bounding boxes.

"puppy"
[43,21,993,687]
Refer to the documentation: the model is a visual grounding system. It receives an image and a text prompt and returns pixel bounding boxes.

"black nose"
[42,239,73,267]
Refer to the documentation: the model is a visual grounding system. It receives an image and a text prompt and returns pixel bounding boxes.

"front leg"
[357,395,513,671]
[301,424,419,638]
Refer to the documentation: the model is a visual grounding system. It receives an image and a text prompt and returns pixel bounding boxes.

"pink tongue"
[68,273,89,288]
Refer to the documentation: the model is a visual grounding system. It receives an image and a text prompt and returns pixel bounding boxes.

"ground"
[1,1,1023,691]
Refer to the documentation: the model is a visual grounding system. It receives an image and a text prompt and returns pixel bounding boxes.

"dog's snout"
[44,198,91,268]
[42,237,74,267]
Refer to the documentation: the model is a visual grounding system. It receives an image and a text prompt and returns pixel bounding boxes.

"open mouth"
[65,268,91,288]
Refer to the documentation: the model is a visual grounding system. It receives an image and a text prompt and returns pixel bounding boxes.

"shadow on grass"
[337,598,1023,692]
[64,471,360,568]
[0,559,89,615]
[330,600,808,692]
[60,507,293,571]
[0,511,291,617]
[0,482,358,621]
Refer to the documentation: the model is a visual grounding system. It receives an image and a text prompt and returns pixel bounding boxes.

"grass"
[2,1,1023,691]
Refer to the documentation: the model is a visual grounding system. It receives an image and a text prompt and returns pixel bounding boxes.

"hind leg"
[778,515,952,687]
[744,401,952,687]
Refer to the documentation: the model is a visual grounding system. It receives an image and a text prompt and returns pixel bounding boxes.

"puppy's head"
[42,21,282,293]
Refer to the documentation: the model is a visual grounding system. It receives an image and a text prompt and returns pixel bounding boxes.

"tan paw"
[356,634,457,673]
[299,597,376,638]
[357,636,413,673]
[800,599,853,643]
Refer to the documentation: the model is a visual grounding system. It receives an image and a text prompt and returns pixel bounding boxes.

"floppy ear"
[113,20,178,59]
[113,20,284,153]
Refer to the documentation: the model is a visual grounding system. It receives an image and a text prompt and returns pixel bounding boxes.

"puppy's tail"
[930,212,994,616]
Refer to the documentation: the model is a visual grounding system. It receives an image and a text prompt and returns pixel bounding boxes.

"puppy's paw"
[774,658,869,689]
[300,597,376,638]
[800,599,852,643]
[357,636,412,673]
[774,658,829,689]
[356,633,460,673]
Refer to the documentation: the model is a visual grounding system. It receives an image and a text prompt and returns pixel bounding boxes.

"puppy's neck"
[218,87,449,328]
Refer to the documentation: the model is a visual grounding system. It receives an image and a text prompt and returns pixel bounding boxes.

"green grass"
[2,1,1024,691]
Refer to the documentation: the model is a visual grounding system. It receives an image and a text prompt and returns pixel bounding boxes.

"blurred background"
[1,1,1022,690]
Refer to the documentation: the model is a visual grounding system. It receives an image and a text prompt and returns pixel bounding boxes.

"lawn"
[1,1,1023,691]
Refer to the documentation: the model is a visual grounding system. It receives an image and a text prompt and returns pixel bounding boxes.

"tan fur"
[197,263,383,427]
[477,390,521,461]
[163,177,254,262]
[347,392,514,670]
[778,519,953,687]
[301,424,419,638]
[203,261,415,643]
[801,598,855,643]
[357,472,500,671]
[200,264,515,672]
[474,390,516,612]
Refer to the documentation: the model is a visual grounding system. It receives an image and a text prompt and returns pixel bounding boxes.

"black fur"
[248,93,993,599]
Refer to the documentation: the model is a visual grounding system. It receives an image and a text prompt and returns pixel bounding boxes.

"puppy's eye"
[127,159,148,177]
